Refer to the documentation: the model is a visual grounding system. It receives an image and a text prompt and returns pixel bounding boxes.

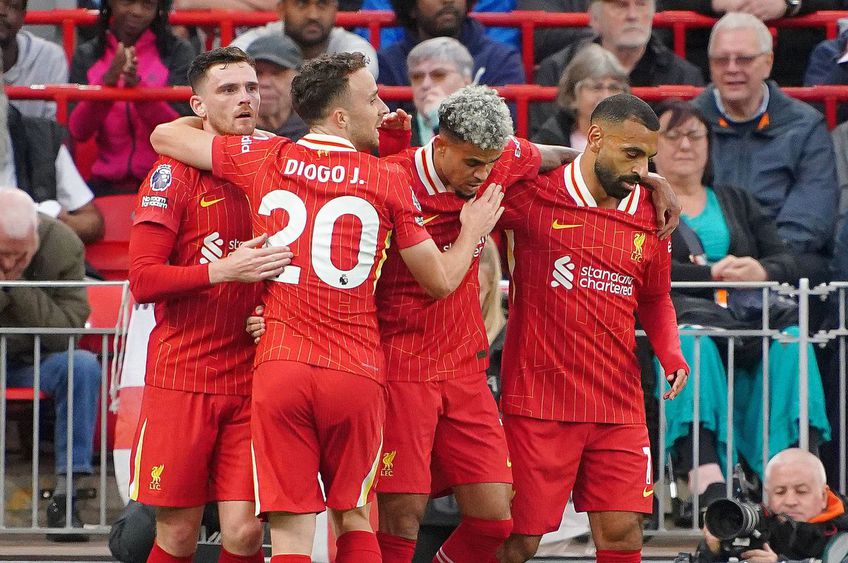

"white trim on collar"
[296,133,357,152]
[562,154,641,215]
[414,140,448,196]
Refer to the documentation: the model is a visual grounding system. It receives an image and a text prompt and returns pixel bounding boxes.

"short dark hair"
[653,99,714,185]
[291,52,367,125]
[389,0,476,31]
[590,93,660,131]
[188,47,256,92]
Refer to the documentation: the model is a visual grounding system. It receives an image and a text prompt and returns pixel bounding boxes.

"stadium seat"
[81,283,129,451]
[5,388,51,457]
[5,388,49,401]
[80,283,127,355]
[71,138,98,182]
[85,195,136,280]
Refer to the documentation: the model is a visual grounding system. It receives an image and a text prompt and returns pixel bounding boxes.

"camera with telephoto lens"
[702,466,771,561]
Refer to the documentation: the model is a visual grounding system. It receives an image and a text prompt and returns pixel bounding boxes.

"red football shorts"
[503,415,654,535]
[250,360,386,516]
[376,372,512,495]
[129,385,253,507]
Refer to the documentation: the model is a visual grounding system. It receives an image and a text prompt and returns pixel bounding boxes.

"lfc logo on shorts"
[631,232,646,263]
[381,451,396,477]
[149,464,164,490]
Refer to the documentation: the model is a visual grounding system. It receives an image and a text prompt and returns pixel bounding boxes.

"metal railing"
[0,280,130,536]
[647,279,847,536]
[7,83,848,139]
[0,278,845,539]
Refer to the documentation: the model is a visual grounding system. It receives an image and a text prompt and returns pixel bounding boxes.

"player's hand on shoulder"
[208,233,294,284]
[246,305,266,344]
[459,183,505,240]
[643,172,681,240]
[379,109,412,132]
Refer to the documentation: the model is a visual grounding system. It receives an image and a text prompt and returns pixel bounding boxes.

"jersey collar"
[562,154,641,215]
[296,133,357,152]
[414,139,449,196]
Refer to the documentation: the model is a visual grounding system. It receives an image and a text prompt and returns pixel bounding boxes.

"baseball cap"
[246,33,303,69]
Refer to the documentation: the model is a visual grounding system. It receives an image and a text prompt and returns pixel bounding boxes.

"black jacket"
[531,106,577,146]
[7,106,64,203]
[530,33,704,135]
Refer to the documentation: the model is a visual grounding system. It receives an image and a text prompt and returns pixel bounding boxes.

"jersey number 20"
[259,190,381,289]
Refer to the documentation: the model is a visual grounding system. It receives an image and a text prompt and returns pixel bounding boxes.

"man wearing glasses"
[692,11,839,284]
[532,0,703,136]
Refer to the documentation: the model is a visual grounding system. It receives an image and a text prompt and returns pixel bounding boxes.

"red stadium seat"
[71,138,97,182]
[80,283,126,354]
[82,284,130,452]
[5,388,49,401]
[5,388,51,456]
[85,195,136,280]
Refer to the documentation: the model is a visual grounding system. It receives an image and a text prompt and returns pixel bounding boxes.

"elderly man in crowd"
[406,37,473,146]
[531,0,703,135]
[0,187,101,542]
[692,12,840,284]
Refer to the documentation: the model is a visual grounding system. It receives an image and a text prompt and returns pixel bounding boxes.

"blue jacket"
[357,0,519,49]
[804,27,848,87]
[692,81,838,278]
[377,18,525,87]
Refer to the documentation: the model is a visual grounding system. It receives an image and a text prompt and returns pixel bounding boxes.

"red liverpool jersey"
[377,137,541,382]
[134,157,262,395]
[500,155,687,423]
[211,133,431,382]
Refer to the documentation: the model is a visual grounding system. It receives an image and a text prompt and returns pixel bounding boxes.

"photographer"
[697,449,848,563]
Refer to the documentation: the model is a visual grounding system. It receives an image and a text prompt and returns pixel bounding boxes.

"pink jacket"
[69,30,193,187]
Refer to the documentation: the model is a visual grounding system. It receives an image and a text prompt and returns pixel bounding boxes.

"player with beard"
[241,86,682,563]
[150,52,504,563]
[495,93,689,563]
[361,86,680,563]
[128,47,292,563]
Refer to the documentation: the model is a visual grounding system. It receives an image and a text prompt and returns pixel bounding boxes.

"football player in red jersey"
[128,47,293,563]
[149,52,504,563]
[245,85,681,563]
[373,87,540,563]
[495,94,689,563]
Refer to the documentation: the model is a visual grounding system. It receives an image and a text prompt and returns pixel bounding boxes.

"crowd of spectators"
[4,0,848,549]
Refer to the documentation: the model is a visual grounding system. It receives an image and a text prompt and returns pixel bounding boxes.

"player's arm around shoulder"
[399,183,504,299]
[150,116,215,171]
[535,143,580,172]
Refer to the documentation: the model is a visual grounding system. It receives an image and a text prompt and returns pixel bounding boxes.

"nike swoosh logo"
[642,487,654,498]
[422,215,440,225]
[552,220,581,230]
[200,197,225,208]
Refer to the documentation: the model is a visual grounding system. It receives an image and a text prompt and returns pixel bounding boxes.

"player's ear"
[586,123,603,154]
[433,134,446,156]
[332,107,349,130]
[190,95,207,119]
